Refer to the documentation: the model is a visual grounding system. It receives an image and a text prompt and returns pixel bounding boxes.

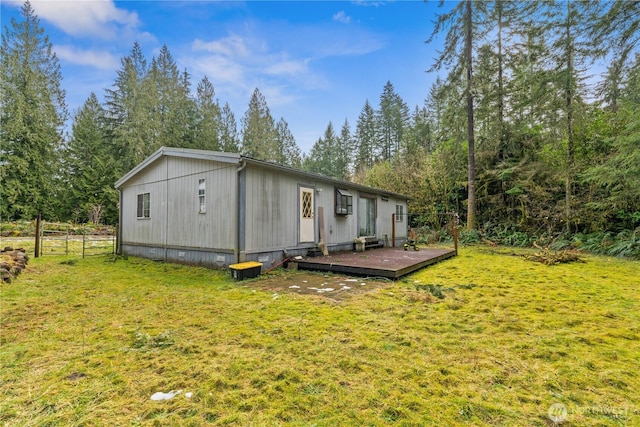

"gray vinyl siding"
[164,157,237,250]
[243,165,303,252]
[119,158,168,246]
[320,183,358,246]
[119,156,237,251]
[377,195,406,245]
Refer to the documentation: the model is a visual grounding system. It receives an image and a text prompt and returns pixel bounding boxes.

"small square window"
[395,205,404,222]
[137,193,150,218]
[335,189,353,215]
[198,179,206,213]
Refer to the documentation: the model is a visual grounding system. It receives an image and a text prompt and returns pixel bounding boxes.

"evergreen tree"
[427,0,487,230]
[547,0,594,231]
[147,45,195,150]
[582,54,640,229]
[64,93,118,224]
[0,1,67,220]
[335,119,353,180]
[219,102,240,152]
[591,1,640,111]
[194,76,221,151]
[403,106,432,160]
[104,42,150,172]
[483,0,532,156]
[425,78,465,148]
[354,100,377,174]
[377,81,409,161]
[275,118,302,168]
[304,122,338,178]
[241,88,278,161]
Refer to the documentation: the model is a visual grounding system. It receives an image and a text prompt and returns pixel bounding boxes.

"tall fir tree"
[146,45,195,151]
[304,122,339,178]
[354,100,377,174]
[403,106,432,161]
[427,0,488,229]
[194,76,221,151]
[335,119,353,180]
[64,93,119,224]
[0,1,67,220]
[241,88,278,161]
[219,102,240,152]
[104,42,150,172]
[547,0,594,231]
[377,81,409,161]
[275,118,302,168]
[591,1,640,111]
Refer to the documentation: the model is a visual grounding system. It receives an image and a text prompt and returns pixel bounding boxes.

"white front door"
[299,187,315,243]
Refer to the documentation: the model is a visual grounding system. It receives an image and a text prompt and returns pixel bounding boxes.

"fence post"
[34,213,41,258]
[453,212,459,254]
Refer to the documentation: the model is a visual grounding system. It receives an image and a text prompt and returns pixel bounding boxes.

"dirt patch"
[244,270,394,301]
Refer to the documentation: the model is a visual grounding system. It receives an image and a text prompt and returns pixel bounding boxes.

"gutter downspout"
[165,156,169,261]
[236,160,247,263]
[117,189,123,254]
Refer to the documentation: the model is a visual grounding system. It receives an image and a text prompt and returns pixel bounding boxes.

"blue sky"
[1,0,447,153]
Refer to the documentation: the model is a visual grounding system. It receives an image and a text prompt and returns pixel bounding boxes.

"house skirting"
[120,243,236,268]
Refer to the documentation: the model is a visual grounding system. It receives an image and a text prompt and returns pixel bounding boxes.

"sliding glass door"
[358,196,376,237]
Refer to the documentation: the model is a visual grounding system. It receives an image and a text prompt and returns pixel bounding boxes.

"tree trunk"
[465,0,477,230]
[565,0,575,233]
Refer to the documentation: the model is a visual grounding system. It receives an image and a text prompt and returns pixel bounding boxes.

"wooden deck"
[294,247,457,279]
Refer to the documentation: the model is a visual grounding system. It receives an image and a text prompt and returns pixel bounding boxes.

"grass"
[1,244,639,426]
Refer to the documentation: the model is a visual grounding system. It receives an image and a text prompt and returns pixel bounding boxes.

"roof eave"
[241,156,411,200]
[114,147,241,189]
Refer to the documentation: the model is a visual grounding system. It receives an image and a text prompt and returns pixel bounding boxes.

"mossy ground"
[1,244,638,426]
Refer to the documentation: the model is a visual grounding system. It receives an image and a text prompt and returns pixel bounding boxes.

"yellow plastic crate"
[229,261,263,280]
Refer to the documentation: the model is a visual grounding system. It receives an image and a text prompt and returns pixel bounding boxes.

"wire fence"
[37,222,116,258]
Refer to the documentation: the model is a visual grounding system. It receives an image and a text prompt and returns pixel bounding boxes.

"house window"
[396,205,404,222]
[137,193,150,218]
[302,191,313,219]
[198,179,206,213]
[335,188,353,215]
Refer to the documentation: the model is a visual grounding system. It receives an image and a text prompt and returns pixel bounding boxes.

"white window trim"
[198,179,206,214]
[137,193,150,219]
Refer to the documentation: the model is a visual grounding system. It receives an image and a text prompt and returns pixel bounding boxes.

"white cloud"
[54,45,120,70]
[353,0,387,7]
[189,54,247,88]
[25,0,150,41]
[332,11,351,24]
[192,35,250,57]
[183,19,383,111]
[264,58,309,76]
[186,33,319,94]
[260,85,301,108]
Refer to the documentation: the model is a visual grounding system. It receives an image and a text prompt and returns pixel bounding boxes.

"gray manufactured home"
[115,147,409,270]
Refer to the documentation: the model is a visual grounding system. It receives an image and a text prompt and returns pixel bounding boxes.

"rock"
[0,248,29,283]
[1,271,11,283]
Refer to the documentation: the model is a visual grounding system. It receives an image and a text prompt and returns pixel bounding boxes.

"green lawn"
[1,246,639,426]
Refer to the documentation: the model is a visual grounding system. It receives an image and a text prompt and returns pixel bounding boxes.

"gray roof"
[115,146,410,200]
